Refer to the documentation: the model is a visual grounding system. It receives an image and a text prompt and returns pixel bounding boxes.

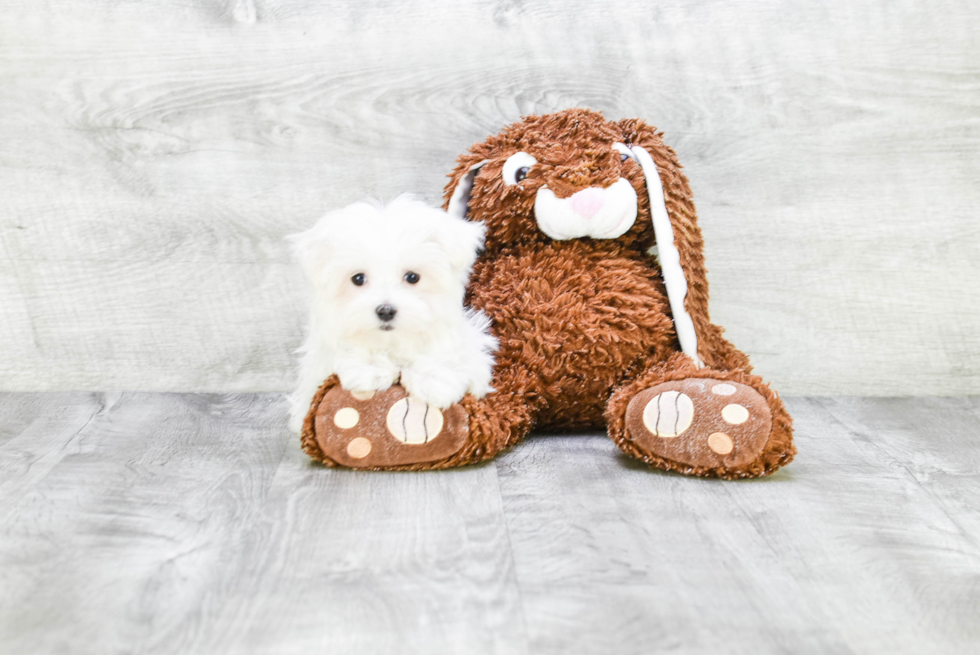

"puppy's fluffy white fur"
[287,195,497,433]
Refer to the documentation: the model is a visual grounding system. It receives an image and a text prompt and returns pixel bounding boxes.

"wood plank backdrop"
[1,0,978,394]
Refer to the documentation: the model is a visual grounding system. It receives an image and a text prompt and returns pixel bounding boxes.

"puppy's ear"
[432,215,487,283]
[287,201,381,282]
[286,220,334,282]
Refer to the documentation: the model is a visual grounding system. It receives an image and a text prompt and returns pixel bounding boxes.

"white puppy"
[287,195,497,433]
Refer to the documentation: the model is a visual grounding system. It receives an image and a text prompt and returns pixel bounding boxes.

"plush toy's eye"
[502,151,538,186]
[404,271,420,284]
[351,273,366,286]
[613,142,635,162]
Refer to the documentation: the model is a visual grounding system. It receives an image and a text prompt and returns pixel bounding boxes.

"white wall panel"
[1,1,977,394]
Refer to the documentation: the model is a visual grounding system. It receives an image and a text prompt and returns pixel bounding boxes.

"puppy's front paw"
[400,367,469,409]
[467,380,495,400]
[336,363,399,394]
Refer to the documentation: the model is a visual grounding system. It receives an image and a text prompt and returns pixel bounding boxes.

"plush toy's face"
[500,142,639,241]
[447,109,708,367]
[450,109,658,250]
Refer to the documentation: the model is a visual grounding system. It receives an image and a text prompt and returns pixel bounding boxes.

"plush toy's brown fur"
[301,108,795,478]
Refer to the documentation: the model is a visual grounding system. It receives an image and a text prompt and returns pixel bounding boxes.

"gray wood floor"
[1,393,978,654]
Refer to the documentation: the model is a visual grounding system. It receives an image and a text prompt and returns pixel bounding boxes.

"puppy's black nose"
[376,304,397,322]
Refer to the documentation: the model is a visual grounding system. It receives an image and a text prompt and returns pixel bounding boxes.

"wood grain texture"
[2,392,979,653]
[0,392,526,655]
[0,392,291,655]
[1,1,979,394]
[183,443,526,655]
[495,396,980,654]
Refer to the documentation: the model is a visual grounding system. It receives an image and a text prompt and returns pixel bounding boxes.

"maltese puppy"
[287,195,497,433]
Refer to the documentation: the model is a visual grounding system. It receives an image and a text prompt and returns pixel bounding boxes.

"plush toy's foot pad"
[313,385,469,468]
[625,378,772,469]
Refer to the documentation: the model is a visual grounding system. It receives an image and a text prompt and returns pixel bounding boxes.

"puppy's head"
[289,195,485,342]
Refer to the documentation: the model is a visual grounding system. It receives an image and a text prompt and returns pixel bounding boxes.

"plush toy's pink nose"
[570,187,605,219]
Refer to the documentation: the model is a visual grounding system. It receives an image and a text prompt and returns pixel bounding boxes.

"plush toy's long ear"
[630,144,702,368]
[445,159,488,220]
[622,120,709,368]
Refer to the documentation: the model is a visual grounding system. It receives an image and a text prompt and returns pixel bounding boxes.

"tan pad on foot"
[314,385,469,468]
[625,379,772,469]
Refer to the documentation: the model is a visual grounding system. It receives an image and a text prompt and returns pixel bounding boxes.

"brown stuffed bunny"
[301,108,795,479]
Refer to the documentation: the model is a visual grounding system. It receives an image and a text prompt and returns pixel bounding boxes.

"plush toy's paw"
[309,384,469,469]
[625,378,772,470]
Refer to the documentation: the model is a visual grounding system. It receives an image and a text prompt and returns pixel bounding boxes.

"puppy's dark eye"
[351,273,366,286]
[404,272,420,284]
[515,166,529,182]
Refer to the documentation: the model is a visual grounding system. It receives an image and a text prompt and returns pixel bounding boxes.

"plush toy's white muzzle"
[533,179,637,240]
